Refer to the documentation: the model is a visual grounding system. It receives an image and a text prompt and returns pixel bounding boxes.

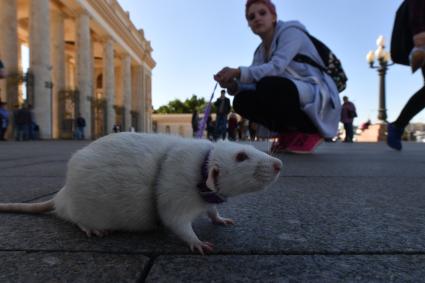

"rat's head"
[205,141,282,198]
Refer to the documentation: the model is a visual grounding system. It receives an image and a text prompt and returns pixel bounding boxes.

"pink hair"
[245,0,277,19]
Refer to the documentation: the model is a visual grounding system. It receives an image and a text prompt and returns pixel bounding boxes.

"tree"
[154,95,209,114]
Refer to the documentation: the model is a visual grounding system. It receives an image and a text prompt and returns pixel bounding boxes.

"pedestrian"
[214,0,341,153]
[191,109,199,137]
[206,115,214,141]
[340,96,357,143]
[14,105,32,141]
[75,114,86,140]
[387,0,425,150]
[248,120,257,141]
[27,104,37,140]
[213,90,231,140]
[0,101,9,141]
[227,112,238,141]
[113,124,121,133]
[0,59,5,79]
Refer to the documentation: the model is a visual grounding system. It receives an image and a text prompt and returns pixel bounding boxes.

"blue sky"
[118,0,424,126]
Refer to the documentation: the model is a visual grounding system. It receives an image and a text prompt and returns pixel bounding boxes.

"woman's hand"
[413,32,425,47]
[213,67,240,94]
[214,67,240,84]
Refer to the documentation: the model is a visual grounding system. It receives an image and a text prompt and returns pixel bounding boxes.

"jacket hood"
[275,20,306,35]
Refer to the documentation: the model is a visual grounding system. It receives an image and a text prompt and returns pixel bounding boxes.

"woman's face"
[247,3,276,36]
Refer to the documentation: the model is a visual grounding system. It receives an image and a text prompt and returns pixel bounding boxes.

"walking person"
[213,90,231,140]
[340,96,357,143]
[191,109,199,137]
[113,124,121,133]
[227,112,238,141]
[248,120,257,141]
[213,0,341,153]
[387,0,425,150]
[75,114,86,140]
[206,115,214,141]
[27,104,37,140]
[14,105,31,141]
[0,59,5,79]
[0,101,9,141]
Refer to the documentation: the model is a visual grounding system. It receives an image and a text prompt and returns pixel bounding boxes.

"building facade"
[152,114,198,138]
[0,0,155,139]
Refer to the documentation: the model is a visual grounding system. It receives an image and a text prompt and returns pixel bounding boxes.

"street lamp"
[366,35,394,123]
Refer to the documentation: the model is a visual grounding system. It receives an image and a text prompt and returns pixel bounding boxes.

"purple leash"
[195,83,218,138]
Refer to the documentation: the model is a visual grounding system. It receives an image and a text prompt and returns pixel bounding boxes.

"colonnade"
[0,0,154,139]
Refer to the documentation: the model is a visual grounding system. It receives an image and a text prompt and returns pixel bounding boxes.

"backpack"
[348,109,357,119]
[293,32,348,93]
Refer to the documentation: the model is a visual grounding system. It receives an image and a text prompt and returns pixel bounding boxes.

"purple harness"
[197,149,227,204]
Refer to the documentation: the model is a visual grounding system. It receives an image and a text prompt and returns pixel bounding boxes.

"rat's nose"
[273,161,282,173]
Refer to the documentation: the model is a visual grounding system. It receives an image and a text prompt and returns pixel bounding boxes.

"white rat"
[0,132,282,254]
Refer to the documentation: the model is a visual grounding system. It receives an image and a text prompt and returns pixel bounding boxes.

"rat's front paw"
[211,216,235,226]
[190,241,214,255]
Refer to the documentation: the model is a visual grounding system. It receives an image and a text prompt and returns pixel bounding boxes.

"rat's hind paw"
[190,241,214,255]
[78,225,109,238]
[211,216,235,226]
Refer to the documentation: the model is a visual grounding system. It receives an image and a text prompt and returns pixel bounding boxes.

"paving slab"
[0,251,149,283]
[146,255,425,282]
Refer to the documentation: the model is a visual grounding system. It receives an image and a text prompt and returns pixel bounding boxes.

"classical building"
[152,114,200,138]
[0,0,155,139]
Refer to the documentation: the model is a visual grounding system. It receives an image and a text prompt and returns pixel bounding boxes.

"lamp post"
[366,35,394,123]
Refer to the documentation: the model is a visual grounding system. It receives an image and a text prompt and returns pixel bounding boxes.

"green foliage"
[154,95,208,114]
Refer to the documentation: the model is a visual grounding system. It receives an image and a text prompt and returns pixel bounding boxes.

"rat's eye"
[235,152,249,162]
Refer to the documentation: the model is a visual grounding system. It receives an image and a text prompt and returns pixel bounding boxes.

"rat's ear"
[206,164,220,191]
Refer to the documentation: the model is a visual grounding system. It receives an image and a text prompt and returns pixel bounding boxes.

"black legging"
[393,66,425,128]
[233,76,318,133]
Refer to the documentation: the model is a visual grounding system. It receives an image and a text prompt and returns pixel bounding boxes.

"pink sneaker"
[285,133,323,154]
[270,132,299,153]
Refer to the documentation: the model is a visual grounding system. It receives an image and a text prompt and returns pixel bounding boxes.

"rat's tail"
[0,200,54,214]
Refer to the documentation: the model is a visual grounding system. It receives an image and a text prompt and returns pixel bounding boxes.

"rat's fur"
[0,132,282,254]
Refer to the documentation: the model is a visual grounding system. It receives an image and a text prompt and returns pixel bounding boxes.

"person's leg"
[234,77,322,153]
[388,67,425,150]
[343,123,349,142]
[28,122,34,140]
[14,125,19,141]
[213,117,223,141]
[221,117,227,140]
[233,76,318,133]
[393,67,425,128]
[347,123,354,142]
[16,125,23,141]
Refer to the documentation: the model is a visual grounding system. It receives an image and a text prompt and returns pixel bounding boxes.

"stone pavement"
[1,139,425,282]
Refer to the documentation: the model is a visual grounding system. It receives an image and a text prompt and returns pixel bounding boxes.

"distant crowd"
[0,102,39,141]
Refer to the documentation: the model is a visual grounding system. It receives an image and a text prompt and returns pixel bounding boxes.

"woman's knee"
[257,76,296,91]
[233,92,250,115]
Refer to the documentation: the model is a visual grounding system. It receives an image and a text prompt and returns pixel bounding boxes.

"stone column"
[145,69,153,132]
[29,0,52,139]
[122,54,131,131]
[130,65,138,131]
[103,38,115,134]
[0,0,19,107]
[135,65,145,132]
[50,8,66,139]
[76,12,92,139]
